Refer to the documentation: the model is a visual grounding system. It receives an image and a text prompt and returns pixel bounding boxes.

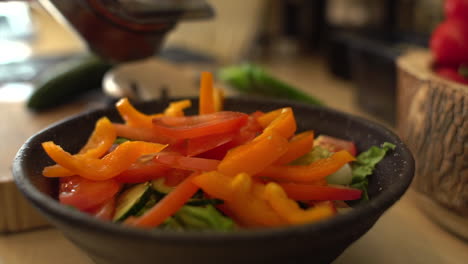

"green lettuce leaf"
[160,205,235,231]
[350,142,396,201]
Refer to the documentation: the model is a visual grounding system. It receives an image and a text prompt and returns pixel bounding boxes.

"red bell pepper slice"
[154,152,220,172]
[152,111,248,139]
[279,183,362,201]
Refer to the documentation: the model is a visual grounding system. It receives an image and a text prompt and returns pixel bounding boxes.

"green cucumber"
[151,178,175,194]
[27,55,112,110]
[113,182,152,222]
[218,63,324,106]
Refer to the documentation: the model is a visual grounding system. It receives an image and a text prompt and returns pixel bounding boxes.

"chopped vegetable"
[40,71,395,231]
[218,63,324,106]
[160,205,235,231]
[351,142,396,201]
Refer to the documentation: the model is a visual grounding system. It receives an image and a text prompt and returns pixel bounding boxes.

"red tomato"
[430,18,468,67]
[279,183,362,201]
[445,0,468,22]
[114,160,171,183]
[89,198,116,221]
[154,152,220,172]
[152,111,248,139]
[59,176,121,211]
[314,135,357,156]
[197,112,264,160]
[435,66,468,85]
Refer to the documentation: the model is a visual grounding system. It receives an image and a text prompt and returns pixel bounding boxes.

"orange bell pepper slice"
[257,107,296,139]
[257,150,355,183]
[163,99,192,117]
[192,171,235,201]
[43,117,117,177]
[256,108,283,128]
[263,182,335,225]
[264,107,296,139]
[228,173,285,227]
[116,98,162,129]
[213,87,224,112]
[274,130,314,165]
[192,172,285,227]
[217,131,289,176]
[199,72,215,114]
[42,141,167,181]
[125,172,200,228]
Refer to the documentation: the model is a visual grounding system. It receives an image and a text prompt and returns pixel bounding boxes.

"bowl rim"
[13,97,415,243]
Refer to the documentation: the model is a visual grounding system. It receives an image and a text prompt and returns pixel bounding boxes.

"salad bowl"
[13,97,414,264]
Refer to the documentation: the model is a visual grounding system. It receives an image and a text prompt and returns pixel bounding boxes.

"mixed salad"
[41,72,395,230]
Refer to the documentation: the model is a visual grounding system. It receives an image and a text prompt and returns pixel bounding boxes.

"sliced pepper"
[217,131,289,176]
[152,111,248,140]
[116,97,162,129]
[257,150,355,183]
[43,117,117,177]
[164,99,192,117]
[278,182,362,201]
[263,182,335,225]
[275,131,314,165]
[113,123,175,144]
[125,172,200,228]
[199,72,216,114]
[192,172,285,227]
[42,141,167,181]
[261,107,296,139]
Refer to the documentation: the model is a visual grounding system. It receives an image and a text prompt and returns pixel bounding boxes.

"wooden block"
[0,180,50,233]
[396,49,468,239]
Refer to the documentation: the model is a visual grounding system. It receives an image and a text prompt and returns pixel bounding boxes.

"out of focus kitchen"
[1,0,467,263]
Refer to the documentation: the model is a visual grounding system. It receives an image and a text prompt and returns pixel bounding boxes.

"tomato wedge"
[278,183,362,201]
[152,111,248,139]
[59,176,121,211]
[314,135,357,156]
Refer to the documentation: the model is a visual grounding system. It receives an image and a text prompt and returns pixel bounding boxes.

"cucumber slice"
[113,182,152,222]
[151,178,174,194]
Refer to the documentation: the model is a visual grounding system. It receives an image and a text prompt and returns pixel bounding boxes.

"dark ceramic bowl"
[13,97,414,264]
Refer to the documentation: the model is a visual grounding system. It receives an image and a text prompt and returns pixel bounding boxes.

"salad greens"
[160,205,235,231]
[350,142,396,201]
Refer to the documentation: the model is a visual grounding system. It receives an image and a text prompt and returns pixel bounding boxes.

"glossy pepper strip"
[164,99,192,117]
[112,123,175,144]
[217,131,289,176]
[260,107,296,139]
[43,117,117,177]
[257,150,355,183]
[199,72,216,114]
[125,172,200,228]
[275,130,314,165]
[263,183,335,225]
[42,141,167,181]
[192,172,285,227]
[278,183,362,201]
[116,98,162,128]
[152,111,248,140]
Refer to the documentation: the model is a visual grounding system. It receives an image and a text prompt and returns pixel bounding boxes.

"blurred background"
[0,0,445,125]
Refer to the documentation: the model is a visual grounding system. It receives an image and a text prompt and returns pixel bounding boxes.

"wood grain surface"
[397,50,468,217]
